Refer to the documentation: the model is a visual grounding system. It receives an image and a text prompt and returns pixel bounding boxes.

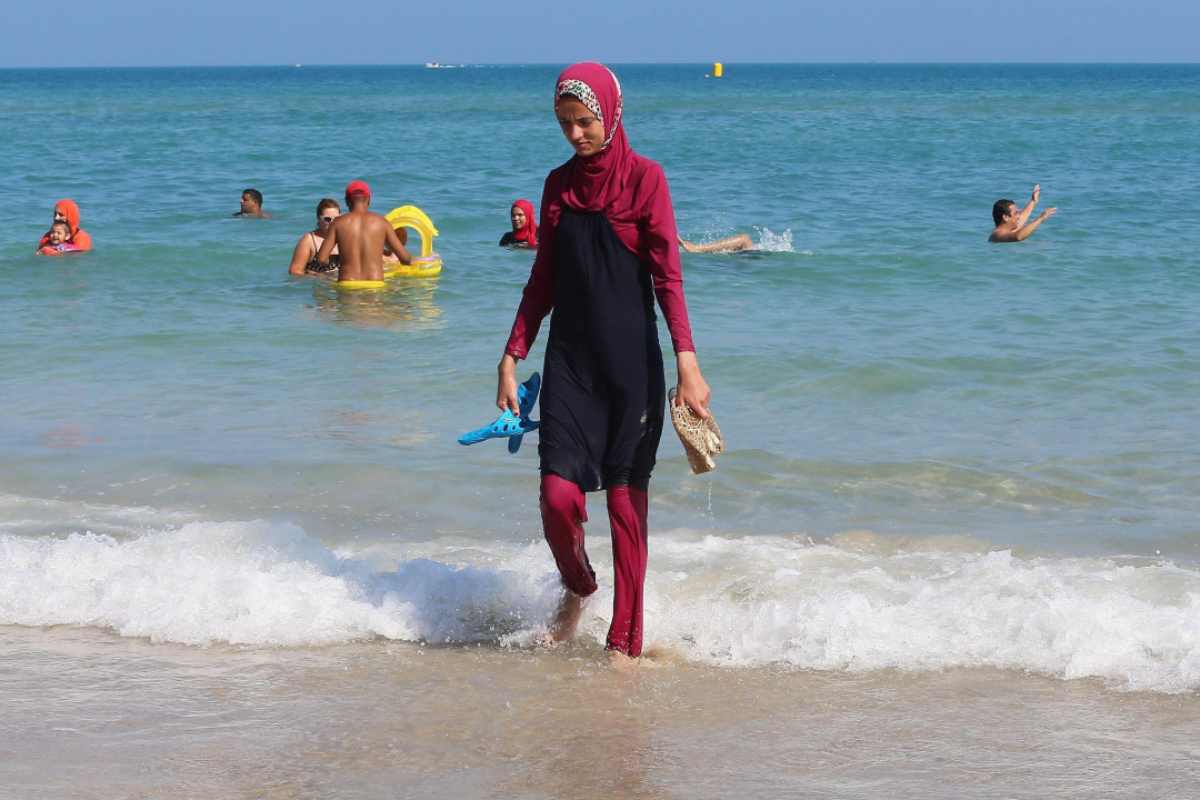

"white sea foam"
[646,533,1200,693]
[2,521,1198,692]
[0,521,562,648]
[752,226,795,252]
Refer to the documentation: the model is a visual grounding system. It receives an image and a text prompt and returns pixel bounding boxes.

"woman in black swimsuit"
[287,198,341,275]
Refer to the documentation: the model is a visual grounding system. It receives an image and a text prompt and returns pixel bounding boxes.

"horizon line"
[2,60,1199,71]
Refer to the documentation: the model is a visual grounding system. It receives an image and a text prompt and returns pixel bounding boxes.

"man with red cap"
[315,180,412,281]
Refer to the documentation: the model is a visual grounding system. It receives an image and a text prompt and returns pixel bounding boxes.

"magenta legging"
[540,473,649,657]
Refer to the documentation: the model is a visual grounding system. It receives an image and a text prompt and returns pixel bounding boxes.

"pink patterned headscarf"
[553,62,636,219]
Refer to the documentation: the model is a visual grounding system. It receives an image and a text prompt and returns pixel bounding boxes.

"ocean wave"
[2,521,1197,693]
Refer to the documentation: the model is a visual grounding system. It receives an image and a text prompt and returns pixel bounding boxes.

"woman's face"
[318,208,340,230]
[556,97,605,157]
[510,206,527,231]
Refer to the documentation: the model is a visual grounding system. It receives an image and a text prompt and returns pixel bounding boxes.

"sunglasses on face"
[320,215,336,223]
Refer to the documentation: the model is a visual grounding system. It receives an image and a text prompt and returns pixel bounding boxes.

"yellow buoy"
[713,62,724,78]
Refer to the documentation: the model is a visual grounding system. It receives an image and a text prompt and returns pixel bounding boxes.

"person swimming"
[678,232,753,253]
[233,188,270,219]
[989,184,1057,243]
[499,199,538,248]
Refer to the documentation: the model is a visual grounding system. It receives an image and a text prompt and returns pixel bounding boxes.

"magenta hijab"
[504,62,694,359]
[541,61,681,258]
[553,62,639,224]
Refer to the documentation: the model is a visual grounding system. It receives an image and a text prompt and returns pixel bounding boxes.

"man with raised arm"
[989,184,1057,243]
[316,181,412,282]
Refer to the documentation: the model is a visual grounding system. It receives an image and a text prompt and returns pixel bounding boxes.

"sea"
[1,64,1198,798]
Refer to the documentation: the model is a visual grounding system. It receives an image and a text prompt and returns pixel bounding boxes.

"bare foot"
[548,591,585,644]
[607,650,639,671]
[631,644,680,668]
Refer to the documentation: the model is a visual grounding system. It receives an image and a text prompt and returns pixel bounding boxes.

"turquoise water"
[4,65,1198,552]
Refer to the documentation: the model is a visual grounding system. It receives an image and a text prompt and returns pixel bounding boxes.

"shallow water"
[2,64,1199,796]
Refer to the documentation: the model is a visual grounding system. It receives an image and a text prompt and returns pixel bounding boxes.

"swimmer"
[234,188,270,219]
[288,198,341,275]
[37,221,81,255]
[678,233,753,253]
[315,180,412,282]
[989,184,1057,243]
[35,199,92,253]
[499,199,538,248]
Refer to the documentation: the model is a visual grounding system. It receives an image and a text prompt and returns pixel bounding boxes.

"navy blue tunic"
[538,210,666,491]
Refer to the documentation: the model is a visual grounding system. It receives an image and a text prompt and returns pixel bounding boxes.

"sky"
[3,0,1198,68]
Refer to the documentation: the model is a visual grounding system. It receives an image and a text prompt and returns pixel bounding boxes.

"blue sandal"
[458,373,541,453]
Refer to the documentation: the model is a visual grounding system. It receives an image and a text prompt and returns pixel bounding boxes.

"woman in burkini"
[36,199,93,255]
[496,62,712,661]
[500,198,538,248]
[288,198,342,275]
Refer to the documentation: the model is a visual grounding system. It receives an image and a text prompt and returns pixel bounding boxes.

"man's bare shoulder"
[344,212,387,233]
[989,227,1019,243]
[335,212,370,231]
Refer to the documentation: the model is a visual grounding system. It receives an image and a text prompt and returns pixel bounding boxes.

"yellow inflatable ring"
[336,279,387,290]
[386,205,439,259]
[385,255,443,279]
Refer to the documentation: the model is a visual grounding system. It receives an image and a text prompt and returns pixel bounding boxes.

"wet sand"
[3,625,1197,799]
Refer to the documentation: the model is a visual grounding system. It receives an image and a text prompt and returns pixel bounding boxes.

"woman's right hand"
[496,354,520,413]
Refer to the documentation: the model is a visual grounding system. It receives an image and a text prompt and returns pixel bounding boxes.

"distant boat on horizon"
[424,62,463,69]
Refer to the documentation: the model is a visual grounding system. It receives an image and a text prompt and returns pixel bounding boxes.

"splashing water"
[752,226,795,252]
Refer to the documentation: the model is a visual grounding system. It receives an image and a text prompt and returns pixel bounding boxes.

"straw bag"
[668,388,725,474]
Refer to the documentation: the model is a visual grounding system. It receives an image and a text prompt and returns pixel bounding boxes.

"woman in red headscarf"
[36,200,93,255]
[500,199,538,248]
[496,62,712,660]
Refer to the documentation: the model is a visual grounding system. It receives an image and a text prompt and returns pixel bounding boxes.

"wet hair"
[242,188,263,207]
[992,199,1016,226]
[51,220,70,232]
[316,198,340,216]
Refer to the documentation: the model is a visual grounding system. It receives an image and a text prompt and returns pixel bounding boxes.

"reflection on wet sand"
[310,279,444,331]
[6,626,1199,800]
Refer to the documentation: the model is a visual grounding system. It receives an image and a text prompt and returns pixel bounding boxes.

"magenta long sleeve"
[504,160,696,359]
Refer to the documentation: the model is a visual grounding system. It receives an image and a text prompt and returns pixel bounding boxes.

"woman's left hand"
[674,351,711,419]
